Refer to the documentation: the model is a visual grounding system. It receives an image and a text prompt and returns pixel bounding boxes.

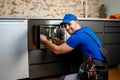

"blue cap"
[60,14,78,27]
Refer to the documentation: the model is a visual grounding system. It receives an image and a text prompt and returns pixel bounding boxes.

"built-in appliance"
[0,19,28,80]
[33,25,64,49]
[28,19,67,50]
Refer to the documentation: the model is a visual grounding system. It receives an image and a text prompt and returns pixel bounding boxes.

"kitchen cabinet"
[104,21,120,66]
[1,18,119,79]
[28,19,120,79]
[0,19,29,80]
[29,50,69,78]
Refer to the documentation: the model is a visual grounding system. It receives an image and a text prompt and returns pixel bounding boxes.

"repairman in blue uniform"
[40,14,108,80]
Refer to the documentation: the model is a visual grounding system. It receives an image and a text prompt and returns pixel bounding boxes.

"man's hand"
[40,34,48,42]
[52,37,64,45]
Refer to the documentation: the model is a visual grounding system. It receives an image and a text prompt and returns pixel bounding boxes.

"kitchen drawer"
[29,50,61,64]
[105,21,120,27]
[105,45,120,66]
[104,33,120,44]
[104,21,120,32]
[29,62,69,78]
[105,27,120,32]
[79,21,104,32]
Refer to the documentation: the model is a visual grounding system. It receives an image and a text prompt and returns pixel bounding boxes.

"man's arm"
[40,34,73,55]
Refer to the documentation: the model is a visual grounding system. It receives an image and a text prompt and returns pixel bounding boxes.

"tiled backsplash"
[0,0,101,18]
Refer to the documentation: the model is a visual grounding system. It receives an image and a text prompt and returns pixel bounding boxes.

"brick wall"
[0,0,101,18]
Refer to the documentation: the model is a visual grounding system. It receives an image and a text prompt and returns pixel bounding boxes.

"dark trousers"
[59,60,108,80]
[93,60,108,80]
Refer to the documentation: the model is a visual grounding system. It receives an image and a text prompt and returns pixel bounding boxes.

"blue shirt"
[66,26,104,60]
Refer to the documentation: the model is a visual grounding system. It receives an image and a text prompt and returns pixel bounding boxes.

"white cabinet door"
[0,19,29,80]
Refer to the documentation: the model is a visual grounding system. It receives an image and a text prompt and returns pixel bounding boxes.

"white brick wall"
[0,0,101,18]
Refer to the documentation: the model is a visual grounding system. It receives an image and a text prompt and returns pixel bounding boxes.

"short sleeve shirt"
[66,26,104,60]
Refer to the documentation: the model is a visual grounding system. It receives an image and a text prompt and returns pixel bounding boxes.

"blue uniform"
[66,26,104,60]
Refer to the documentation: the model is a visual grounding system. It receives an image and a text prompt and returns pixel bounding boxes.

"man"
[40,14,108,80]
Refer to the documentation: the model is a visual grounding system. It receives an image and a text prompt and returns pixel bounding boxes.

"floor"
[108,66,120,80]
[39,66,120,80]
